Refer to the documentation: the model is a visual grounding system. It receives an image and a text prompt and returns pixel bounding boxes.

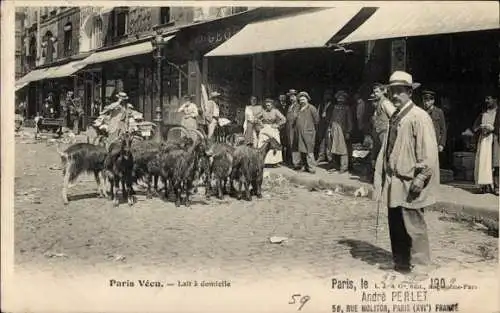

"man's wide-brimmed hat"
[387,71,421,89]
[287,89,298,96]
[116,92,129,100]
[209,91,221,98]
[264,97,274,103]
[297,91,311,102]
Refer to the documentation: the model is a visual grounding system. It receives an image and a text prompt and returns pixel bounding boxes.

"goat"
[146,136,194,198]
[160,138,205,207]
[205,142,236,200]
[57,142,108,205]
[232,137,281,201]
[105,132,135,206]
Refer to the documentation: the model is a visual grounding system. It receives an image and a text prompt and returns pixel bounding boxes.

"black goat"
[57,142,108,205]
[160,138,205,207]
[105,133,135,206]
[205,142,236,200]
[146,136,194,198]
[232,137,281,201]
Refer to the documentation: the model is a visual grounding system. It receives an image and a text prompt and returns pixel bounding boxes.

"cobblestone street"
[14,138,498,285]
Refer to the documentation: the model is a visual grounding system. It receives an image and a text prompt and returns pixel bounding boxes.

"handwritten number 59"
[289,294,311,311]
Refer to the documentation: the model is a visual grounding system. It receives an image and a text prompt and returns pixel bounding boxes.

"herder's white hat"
[388,71,421,90]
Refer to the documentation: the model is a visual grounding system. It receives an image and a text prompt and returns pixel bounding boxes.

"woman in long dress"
[473,93,499,195]
[243,96,263,147]
[178,94,199,130]
[256,98,286,165]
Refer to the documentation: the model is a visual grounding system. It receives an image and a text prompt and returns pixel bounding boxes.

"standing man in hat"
[205,91,221,139]
[285,89,300,167]
[328,90,353,174]
[178,94,199,130]
[373,71,439,275]
[67,92,83,135]
[295,91,320,173]
[315,89,335,163]
[371,83,395,175]
[422,90,447,160]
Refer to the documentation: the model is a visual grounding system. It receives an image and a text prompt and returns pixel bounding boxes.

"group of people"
[235,70,498,276]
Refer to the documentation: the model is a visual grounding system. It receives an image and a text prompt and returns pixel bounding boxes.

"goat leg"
[174,182,181,207]
[127,177,135,206]
[146,173,153,199]
[121,178,128,200]
[185,180,192,207]
[163,177,170,200]
[152,175,159,197]
[217,179,224,200]
[255,177,263,199]
[113,178,120,207]
[62,164,71,205]
[244,179,252,201]
[236,177,243,200]
[94,170,105,198]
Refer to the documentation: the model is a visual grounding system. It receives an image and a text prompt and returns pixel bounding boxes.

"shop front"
[338,1,499,178]
[203,7,376,111]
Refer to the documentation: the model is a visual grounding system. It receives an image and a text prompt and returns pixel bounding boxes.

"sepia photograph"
[2,1,499,312]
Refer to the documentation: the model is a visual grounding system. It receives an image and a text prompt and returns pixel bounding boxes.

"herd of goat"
[57,127,282,207]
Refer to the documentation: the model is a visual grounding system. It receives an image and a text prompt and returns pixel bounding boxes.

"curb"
[275,169,499,233]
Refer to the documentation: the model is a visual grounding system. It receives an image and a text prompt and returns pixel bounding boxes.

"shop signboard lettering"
[391,39,406,72]
[192,26,241,50]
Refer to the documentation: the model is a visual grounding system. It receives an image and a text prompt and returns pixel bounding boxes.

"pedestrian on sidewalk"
[370,83,395,178]
[178,94,199,130]
[294,91,320,173]
[472,91,499,195]
[328,90,353,174]
[422,90,447,166]
[373,71,439,275]
[255,98,286,166]
[286,89,300,167]
[243,96,263,147]
[277,93,289,159]
[205,91,221,140]
[315,89,335,163]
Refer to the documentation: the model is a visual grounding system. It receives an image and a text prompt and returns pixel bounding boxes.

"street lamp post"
[151,29,167,135]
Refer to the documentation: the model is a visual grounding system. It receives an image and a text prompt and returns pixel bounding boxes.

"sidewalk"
[267,165,499,225]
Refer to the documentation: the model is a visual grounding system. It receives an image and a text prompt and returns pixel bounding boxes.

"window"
[63,22,72,55]
[160,7,171,24]
[114,8,129,37]
[43,31,56,63]
[93,17,103,49]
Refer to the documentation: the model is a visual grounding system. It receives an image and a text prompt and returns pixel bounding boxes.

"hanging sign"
[391,38,407,72]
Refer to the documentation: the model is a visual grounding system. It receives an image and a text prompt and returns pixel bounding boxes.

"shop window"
[114,8,129,37]
[63,22,72,56]
[160,7,171,24]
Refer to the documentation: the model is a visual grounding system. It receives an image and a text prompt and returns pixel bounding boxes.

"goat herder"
[92,92,144,145]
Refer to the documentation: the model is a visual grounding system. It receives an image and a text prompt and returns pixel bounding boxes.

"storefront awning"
[340,2,500,44]
[15,67,57,90]
[205,7,362,57]
[43,58,90,80]
[84,39,171,66]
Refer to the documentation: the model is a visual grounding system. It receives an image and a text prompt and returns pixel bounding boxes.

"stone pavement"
[267,165,499,223]
[12,137,498,313]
